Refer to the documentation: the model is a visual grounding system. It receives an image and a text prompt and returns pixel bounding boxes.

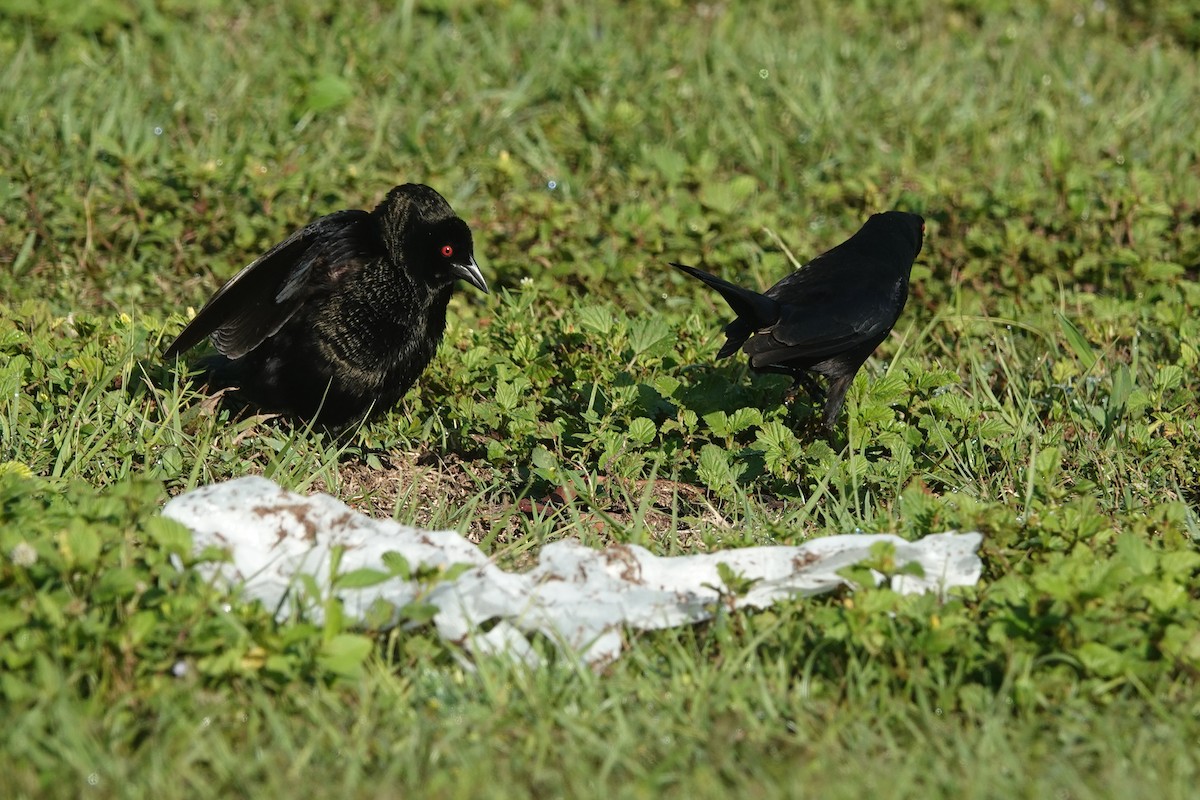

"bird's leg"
[754,365,825,404]
[780,371,825,406]
[820,374,855,434]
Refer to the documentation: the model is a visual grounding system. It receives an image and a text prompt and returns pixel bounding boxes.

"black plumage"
[165,183,488,427]
[672,211,924,432]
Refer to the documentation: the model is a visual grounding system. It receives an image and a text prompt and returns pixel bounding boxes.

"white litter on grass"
[163,477,983,667]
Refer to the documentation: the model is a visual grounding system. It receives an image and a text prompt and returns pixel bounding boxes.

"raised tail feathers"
[670,262,780,356]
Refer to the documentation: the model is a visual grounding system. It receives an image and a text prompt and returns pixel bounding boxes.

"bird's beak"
[451,257,489,294]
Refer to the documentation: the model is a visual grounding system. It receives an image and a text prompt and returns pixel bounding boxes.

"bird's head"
[864,210,925,264]
[420,216,489,293]
[377,183,489,294]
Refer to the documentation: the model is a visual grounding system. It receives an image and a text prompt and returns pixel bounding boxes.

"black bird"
[672,211,924,432]
[164,183,488,427]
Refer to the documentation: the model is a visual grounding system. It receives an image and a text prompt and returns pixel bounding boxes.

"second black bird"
[672,211,924,432]
[164,183,488,427]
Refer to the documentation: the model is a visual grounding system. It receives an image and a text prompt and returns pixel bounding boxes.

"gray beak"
[451,257,489,294]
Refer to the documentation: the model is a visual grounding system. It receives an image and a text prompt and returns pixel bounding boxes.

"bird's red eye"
[440,244,454,258]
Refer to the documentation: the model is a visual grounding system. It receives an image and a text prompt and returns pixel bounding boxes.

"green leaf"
[0,355,29,401]
[1142,582,1186,613]
[1104,363,1134,437]
[0,607,29,637]
[318,633,373,677]
[577,305,616,336]
[382,552,412,580]
[531,446,558,472]
[703,411,730,438]
[363,598,398,629]
[264,654,300,680]
[867,374,907,404]
[1075,642,1126,677]
[1056,312,1097,371]
[725,407,762,434]
[931,392,973,421]
[1153,364,1183,393]
[627,417,656,445]
[442,563,473,582]
[754,421,802,478]
[698,175,758,214]
[627,315,672,357]
[715,562,758,597]
[304,74,354,114]
[1160,625,1200,666]
[62,524,101,569]
[1139,260,1184,281]
[652,375,681,400]
[399,602,439,624]
[697,444,736,493]
[976,416,1013,440]
[94,567,140,600]
[642,144,687,183]
[144,516,193,557]
[126,611,159,646]
[1159,550,1200,578]
[1114,534,1156,576]
[495,379,522,410]
[332,567,392,590]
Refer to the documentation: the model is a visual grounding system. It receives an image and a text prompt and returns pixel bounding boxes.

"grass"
[2,0,1200,796]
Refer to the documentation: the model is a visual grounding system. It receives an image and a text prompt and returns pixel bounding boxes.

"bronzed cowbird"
[165,183,488,427]
[672,211,924,432]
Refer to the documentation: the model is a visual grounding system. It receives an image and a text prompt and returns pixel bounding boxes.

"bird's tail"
[670,262,781,357]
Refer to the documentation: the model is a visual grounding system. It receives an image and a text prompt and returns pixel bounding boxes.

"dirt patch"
[315,451,469,517]
[315,451,767,556]
[512,475,734,551]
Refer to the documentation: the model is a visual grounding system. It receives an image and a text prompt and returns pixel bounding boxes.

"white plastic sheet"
[163,477,982,666]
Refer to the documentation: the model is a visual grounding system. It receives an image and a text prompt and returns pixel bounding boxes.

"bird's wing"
[164,210,372,360]
[745,274,902,365]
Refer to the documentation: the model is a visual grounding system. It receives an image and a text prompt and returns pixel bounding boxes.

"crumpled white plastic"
[163,476,982,666]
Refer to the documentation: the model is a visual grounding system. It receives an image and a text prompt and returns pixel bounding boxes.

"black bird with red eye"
[165,183,488,428]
